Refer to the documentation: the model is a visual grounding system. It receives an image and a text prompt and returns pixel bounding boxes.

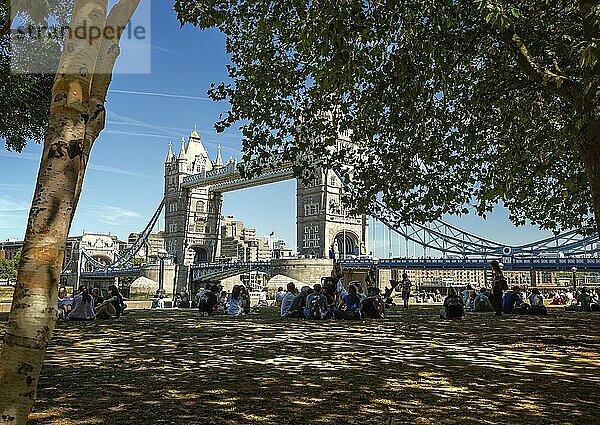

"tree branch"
[484,2,581,103]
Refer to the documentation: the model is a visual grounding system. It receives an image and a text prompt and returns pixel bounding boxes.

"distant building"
[62,233,127,287]
[271,239,294,259]
[0,240,23,260]
[127,231,165,263]
[219,216,275,262]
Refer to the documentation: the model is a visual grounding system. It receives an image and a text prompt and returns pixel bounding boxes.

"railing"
[341,257,600,270]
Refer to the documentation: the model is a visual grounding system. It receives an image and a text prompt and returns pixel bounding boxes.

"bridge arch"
[83,254,113,272]
[333,230,360,258]
[190,245,209,264]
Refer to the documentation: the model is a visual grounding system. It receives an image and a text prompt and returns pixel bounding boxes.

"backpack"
[512,300,530,315]
[307,296,324,319]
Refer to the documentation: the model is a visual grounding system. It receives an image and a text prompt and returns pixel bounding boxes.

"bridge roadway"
[79,256,600,281]
[180,161,295,192]
[189,256,600,282]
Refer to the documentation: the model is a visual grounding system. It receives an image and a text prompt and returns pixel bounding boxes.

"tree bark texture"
[0,0,139,422]
[580,119,600,236]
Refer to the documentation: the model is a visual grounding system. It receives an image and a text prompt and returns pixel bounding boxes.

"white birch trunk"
[0,0,139,422]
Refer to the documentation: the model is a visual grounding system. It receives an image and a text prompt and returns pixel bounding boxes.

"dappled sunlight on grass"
[0,306,599,424]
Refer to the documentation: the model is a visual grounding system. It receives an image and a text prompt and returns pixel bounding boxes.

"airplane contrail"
[108,89,218,102]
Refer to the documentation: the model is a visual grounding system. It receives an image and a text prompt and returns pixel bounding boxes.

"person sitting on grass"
[473,289,494,312]
[57,286,73,319]
[528,288,547,315]
[285,286,312,318]
[178,287,191,309]
[578,288,592,311]
[591,289,600,311]
[95,285,125,319]
[280,282,298,317]
[502,286,520,314]
[240,285,252,314]
[91,287,104,308]
[227,285,244,316]
[335,284,362,320]
[440,288,464,319]
[108,285,126,317]
[275,287,286,305]
[361,286,385,319]
[199,284,220,316]
[304,284,329,319]
[464,289,477,312]
[462,284,473,306]
[214,290,228,314]
[356,285,367,301]
[67,286,96,321]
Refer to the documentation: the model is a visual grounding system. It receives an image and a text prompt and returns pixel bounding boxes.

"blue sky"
[0,1,554,255]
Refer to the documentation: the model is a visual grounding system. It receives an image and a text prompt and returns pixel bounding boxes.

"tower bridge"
[70,127,600,293]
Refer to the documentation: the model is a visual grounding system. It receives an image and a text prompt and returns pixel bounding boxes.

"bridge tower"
[297,169,368,259]
[164,129,223,289]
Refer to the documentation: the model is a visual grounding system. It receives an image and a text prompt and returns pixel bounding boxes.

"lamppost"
[571,266,577,292]
[157,248,168,298]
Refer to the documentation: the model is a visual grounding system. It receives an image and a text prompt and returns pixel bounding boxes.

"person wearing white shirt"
[280,282,298,316]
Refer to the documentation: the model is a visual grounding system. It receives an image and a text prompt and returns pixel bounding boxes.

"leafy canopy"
[0,0,71,151]
[175,0,600,233]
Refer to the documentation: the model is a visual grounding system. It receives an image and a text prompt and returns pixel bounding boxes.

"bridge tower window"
[303,225,320,248]
[196,201,205,213]
[304,203,319,216]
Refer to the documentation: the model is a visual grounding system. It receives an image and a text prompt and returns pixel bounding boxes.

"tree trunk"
[580,120,600,237]
[0,0,138,421]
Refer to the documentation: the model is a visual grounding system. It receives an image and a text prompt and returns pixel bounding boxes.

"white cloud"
[0,150,153,179]
[0,197,29,211]
[96,205,143,225]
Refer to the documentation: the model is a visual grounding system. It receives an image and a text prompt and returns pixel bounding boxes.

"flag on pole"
[269,231,275,236]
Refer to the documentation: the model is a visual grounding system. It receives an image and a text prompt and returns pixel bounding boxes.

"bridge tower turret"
[296,168,368,259]
[164,129,223,291]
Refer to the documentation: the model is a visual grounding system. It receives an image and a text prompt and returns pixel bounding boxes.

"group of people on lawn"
[277,263,385,320]
[278,280,386,320]
[57,285,126,321]
[196,283,251,316]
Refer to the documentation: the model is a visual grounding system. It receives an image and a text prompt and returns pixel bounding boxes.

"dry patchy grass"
[1,307,599,424]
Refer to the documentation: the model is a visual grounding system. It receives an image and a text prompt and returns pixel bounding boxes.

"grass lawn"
[0,306,599,424]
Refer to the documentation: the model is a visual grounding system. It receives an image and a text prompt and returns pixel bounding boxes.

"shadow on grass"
[1,307,599,424]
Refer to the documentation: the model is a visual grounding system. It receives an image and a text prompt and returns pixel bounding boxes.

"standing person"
[280,282,298,316]
[331,261,345,304]
[400,273,411,309]
[490,260,508,316]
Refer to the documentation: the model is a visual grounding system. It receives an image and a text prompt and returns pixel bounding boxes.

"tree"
[0,251,20,280]
[0,1,62,151]
[175,0,600,235]
[0,0,140,421]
